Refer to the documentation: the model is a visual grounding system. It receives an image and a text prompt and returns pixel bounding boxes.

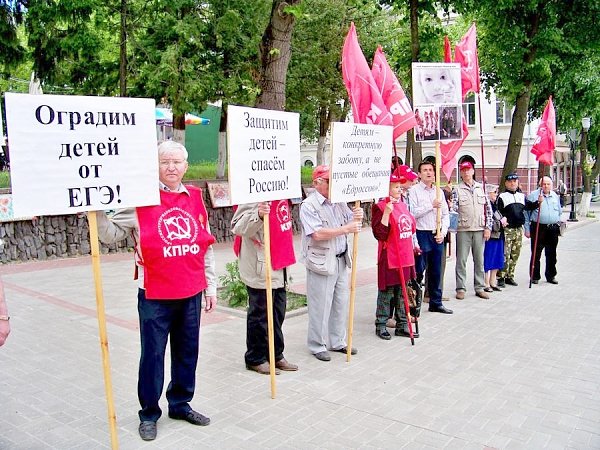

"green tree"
[452,0,600,188]
[0,0,27,76]
[24,0,121,95]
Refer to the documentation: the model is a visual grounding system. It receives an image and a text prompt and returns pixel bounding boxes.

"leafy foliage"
[218,260,248,308]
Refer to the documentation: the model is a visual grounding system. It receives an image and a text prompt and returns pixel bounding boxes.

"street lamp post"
[568,129,579,221]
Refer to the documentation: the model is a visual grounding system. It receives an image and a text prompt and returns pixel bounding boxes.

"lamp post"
[568,128,579,222]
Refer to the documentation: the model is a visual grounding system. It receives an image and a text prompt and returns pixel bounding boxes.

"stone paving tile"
[1,214,599,448]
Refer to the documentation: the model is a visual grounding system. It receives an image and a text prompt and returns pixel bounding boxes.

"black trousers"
[245,286,286,366]
[137,289,201,422]
[529,223,559,281]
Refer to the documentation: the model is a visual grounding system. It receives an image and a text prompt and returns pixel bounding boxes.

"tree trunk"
[501,84,532,190]
[173,114,186,145]
[216,106,228,179]
[119,0,127,97]
[577,130,600,217]
[407,0,422,170]
[316,105,331,165]
[255,0,301,111]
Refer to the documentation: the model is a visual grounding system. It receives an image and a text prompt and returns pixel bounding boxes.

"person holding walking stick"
[525,176,561,285]
[372,166,421,340]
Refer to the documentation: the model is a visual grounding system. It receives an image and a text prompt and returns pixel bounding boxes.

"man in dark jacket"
[496,173,538,287]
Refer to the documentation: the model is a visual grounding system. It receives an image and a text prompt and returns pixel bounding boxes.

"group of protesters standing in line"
[2,140,565,442]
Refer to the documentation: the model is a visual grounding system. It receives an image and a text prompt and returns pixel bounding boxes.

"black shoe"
[376,329,391,340]
[547,278,558,284]
[497,278,506,288]
[138,421,157,441]
[505,278,518,286]
[429,305,453,314]
[331,346,358,355]
[169,409,210,426]
[395,328,420,338]
[531,279,539,284]
[491,285,502,291]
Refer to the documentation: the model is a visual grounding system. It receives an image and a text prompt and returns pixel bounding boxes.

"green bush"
[218,260,248,308]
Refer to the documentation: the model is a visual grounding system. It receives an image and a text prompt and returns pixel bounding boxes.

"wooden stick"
[262,217,277,398]
[346,200,360,362]
[435,141,442,239]
[87,211,119,449]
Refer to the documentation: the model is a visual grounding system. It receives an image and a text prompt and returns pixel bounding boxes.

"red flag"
[531,97,556,166]
[443,36,452,63]
[342,23,392,125]
[454,23,480,99]
[371,46,416,140]
[441,116,469,181]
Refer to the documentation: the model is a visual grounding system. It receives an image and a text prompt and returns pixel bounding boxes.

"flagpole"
[529,171,544,288]
[477,94,487,226]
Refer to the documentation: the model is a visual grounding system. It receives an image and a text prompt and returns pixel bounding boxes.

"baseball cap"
[312,165,330,181]
[505,172,519,181]
[390,165,418,184]
[459,161,474,171]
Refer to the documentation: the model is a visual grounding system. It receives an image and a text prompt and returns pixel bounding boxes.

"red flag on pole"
[342,23,392,125]
[371,46,416,139]
[443,36,453,63]
[531,97,556,166]
[454,23,481,98]
[441,117,469,180]
[440,35,468,180]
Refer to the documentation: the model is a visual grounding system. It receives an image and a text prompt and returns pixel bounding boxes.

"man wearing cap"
[524,176,561,284]
[408,161,452,314]
[497,172,539,287]
[452,161,493,300]
[372,166,420,339]
[300,165,363,361]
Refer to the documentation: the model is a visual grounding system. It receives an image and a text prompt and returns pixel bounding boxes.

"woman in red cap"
[372,166,420,339]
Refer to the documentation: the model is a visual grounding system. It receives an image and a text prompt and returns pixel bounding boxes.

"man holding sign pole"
[300,166,362,361]
[409,161,452,314]
[95,141,216,441]
[231,201,298,375]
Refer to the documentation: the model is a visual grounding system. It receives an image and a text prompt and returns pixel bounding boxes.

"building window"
[496,100,512,124]
[462,93,476,126]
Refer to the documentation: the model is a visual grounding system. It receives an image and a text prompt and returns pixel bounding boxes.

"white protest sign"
[329,122,392,203]
[411,62,463,143]
[4,93,159,217]
[227,105,301,205]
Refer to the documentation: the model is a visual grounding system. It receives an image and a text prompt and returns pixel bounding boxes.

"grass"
[0,171,9,189]
[0,163,315,189]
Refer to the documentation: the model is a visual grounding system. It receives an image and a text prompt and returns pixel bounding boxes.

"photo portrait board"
[206,181,231,208]
[411,63,463,143]
[227,105,301,205]
[328,122,392,203]
[4,93,159,217]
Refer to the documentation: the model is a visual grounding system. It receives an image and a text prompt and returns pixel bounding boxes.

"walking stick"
[391,211,415,346]
[397,267,415,346]
[529,184,544,289]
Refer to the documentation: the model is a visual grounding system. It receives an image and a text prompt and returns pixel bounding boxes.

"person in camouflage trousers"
[501,226,523,284]
[496,173,539,287]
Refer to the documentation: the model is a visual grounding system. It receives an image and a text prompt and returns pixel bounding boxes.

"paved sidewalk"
[1,210,599,449]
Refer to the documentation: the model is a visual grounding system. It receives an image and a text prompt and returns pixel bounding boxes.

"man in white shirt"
[408,161,452,314]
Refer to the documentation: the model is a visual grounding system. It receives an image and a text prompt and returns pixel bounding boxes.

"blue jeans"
[137,289,201,422]
[415,230,444,308]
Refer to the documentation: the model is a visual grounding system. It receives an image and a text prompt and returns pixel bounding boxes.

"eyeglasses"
[159,159,186,167]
